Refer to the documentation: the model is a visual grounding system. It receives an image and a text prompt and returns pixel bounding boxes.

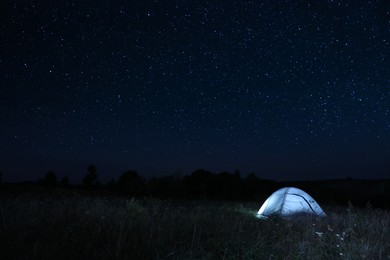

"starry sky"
[1,0,389,183]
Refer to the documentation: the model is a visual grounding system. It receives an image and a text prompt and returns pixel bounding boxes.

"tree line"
[38,165,278,200]
[5,165,388,208]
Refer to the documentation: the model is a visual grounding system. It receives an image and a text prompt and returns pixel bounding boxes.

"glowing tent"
[257,187,326,218]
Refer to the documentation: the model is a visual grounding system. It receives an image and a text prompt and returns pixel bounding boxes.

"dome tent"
[257,187,326,219]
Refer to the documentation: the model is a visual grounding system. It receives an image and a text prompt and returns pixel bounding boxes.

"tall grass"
[0,194,388,259]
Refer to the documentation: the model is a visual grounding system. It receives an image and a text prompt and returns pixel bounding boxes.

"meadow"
[0,192,389,259]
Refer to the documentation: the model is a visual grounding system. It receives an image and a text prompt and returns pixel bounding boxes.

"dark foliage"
[82,164,99,187]
[117,170,145,195]
[59,176,69,188]
[42,171,57,188]
[5,166,389,209]
[147,175,185,198]
[105,178,116,191]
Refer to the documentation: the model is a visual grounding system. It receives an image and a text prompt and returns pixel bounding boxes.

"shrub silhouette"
[43,171,57,187]
[105,178,116,191]
[59,176,69,188]
[117,170,145,195]
[183,169,244,199]
[183,169,214,198]
[147,175,184,198]
[82,165,98,187]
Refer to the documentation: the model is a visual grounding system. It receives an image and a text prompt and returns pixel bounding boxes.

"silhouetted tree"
[243,173,277,200]
[117,170,144,195]
[83,164,98,187]
[183,169,215,198]
[246,172,258,182]
[215,171,242,199]
[147,175,184,198]
[43,171,57,187]
[182,169,246,199]
[105,178,116,191]
[243,173,259,199]
[59,176,69,188]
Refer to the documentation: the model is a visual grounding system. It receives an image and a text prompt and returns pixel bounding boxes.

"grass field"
[0,192,389,259]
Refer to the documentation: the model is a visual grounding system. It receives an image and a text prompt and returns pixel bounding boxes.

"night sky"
[1,0,389,183]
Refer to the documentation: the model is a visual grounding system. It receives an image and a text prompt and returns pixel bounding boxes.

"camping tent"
[257,187,326,218]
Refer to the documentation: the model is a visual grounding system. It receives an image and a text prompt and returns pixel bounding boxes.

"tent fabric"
[257,187,326,218]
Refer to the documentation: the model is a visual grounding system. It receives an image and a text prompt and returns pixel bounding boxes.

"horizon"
[1,162,389,185]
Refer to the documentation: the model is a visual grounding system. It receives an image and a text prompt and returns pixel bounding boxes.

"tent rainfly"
[257,187,326,219]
